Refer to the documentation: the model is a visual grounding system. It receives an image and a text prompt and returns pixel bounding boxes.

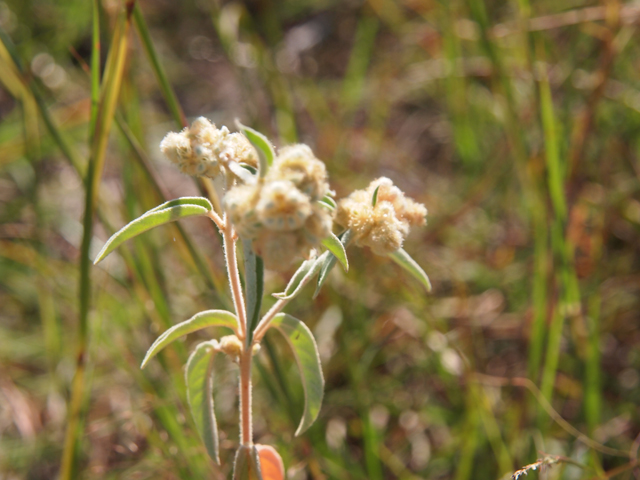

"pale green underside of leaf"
[270,313,324,436]
[388,247,432,292]
[141,310,238,368]
[147,196,213,214]
[186,341,220,463]
[321,233,348,271]
[273,255,325,300]
[314,229,353,298]
[94,201,210,264]
[233,444,263,480]
[236,121,274,177]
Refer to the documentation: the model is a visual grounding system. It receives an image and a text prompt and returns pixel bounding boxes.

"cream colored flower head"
[222,143,333,270]
[336,177,427,255]
[160,117,258,180]
[267,145,329,201]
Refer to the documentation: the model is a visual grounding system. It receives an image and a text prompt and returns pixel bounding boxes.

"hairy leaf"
[186,341,220,463]
[371,185,380,206]
[233,444,263,480]
[94,203,210,264]
[256,445,284,480]
[147,196,213,214]
[273,255,325,300]
[318,195,336,211]
[321,232,348,271]
[270,313,324,435]
[389,248,432,292]
[243,239,264,343]
[236,121,274,177]
[141,310,238,368]
[314,229,353,298]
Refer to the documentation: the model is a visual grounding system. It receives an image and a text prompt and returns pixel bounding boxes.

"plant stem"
[253,298,287,342]
[221,212,254,445]
[222,213,247,339]
[239,348,253,445]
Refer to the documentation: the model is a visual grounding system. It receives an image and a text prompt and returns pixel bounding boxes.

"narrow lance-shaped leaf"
[273,254,325,301]
[94,203,211,264]
[318,195,336,211]
[147,196,213,214]
[314,229,353,298]
[321,232,348,271]
[388,247,431,292]
[255,445,285,480]
[371,185,380,206]
[270,313,324,435]
[141,310,238,368]
[243,239,264,343]
[236,120,275,177]
[186,341,220,463]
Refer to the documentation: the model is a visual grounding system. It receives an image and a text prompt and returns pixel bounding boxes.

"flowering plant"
[94,118,430,479]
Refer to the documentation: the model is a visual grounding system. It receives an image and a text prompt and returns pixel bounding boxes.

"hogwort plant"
[94,117,431,479]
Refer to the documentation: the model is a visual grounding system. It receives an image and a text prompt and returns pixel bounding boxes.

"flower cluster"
[336,177,427,255]
[160,117,258,179]
[224,145,333,270]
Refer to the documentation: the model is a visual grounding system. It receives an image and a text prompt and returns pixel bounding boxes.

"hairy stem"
[253,298,288,342]
[222,213,247,339]
[239,347,253,445]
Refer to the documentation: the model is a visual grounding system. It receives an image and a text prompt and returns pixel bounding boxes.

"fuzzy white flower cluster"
[223,145,333,270]
[160,117,257,179]
[336,177,427,255]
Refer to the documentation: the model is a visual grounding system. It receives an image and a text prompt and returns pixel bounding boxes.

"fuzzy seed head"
[268,144,329,201]
[336,177,427,255]
[159,117,257,180]
[222,143,334,270]
[256,180,312,231]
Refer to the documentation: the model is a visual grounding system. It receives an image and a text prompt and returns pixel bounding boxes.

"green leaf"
[147,196,213,214]
[371,185,380,206]
[273,254,325,301]
[235,121,275,177]
[321,233,348,271]
[314,229,353,298]
[388,248,431,292]
[318,195,336,211]
[186,341,220,464]
[270,313,324,435]
[233,444,263,480]
[94,203,210,264]
[243,239,264,344]
[141,310,238,368]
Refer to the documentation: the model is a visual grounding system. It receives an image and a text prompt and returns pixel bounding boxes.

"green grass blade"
[270,313,324,436]
[388,248,431,292]
[141,310,238,368]
[186,341,220,464]
[322,233,348,271]
[94,204,210,264]
[132,3,187,128]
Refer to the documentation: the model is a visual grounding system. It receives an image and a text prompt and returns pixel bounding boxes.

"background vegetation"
[1,0,639,478]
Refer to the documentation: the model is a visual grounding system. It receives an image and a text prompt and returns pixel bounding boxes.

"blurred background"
[1,0,639,478]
